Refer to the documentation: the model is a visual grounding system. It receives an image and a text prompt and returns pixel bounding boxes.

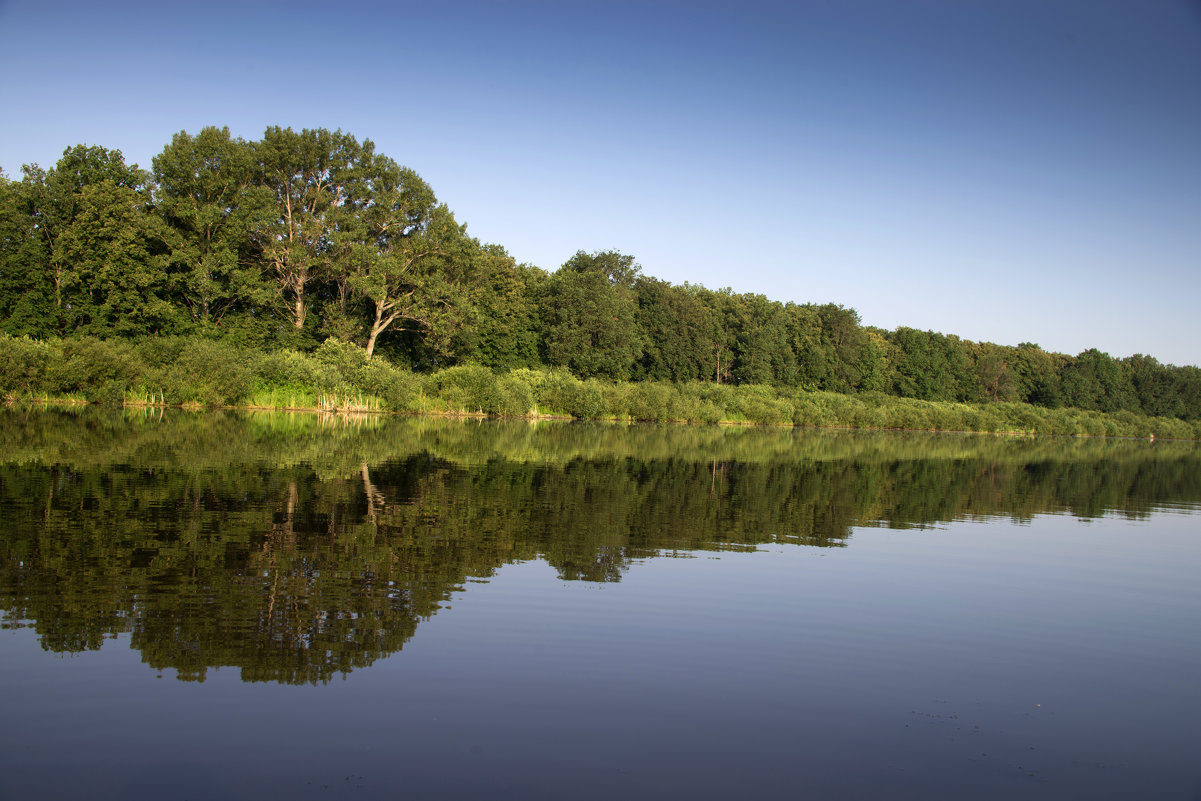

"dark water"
[1,408,1199,800]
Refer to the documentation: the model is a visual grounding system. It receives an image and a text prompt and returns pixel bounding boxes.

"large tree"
[334,150,469,359]
[16,145,149,335]
[540,251,643,380]
[889,327,972,402]
[634,277,719,382]
[56,180,176,336]
[0,174,56,337]
[153,127,273,330]
[253,127,362,334]
[970,342,1018,402]
[726,292,796,386]
[1060,349,1137,413]
[450,245,543,370]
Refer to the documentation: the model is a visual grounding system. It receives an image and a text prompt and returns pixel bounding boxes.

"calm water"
[1,408,1200,800]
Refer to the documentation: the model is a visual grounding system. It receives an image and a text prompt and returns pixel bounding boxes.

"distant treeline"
[2,126,1199,424]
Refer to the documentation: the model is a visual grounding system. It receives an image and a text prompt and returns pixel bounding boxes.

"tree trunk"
[365,299,397,360]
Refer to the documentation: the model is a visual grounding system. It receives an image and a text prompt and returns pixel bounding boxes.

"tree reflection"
[1,407,1198,684]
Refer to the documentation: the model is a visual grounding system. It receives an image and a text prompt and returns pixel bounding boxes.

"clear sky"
[2,0,1199,365]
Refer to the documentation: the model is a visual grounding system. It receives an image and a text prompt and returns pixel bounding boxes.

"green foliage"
[573,380,611,419]
[495,373,536,417]
[254,126,365,332]
[313,336,368,380]
[889,327,972,402]
[142,339,253,406]
[253,348,329,391]
[726,384,794,425]
[60,182,177,336]
[0,178,56,338]
[1061,349,1137,413]
[626,382,672,422]
[153,126,274,328]
[2,127,1198,428]
[520,367,577,414]
[634,279,718,382]
[0,334,51,397]
[422,364,502,414]
[540,260,642,380]
[353,359,419,411]
[561,249,641,288]
[669,392,724,425]
[44,337,146,401]
[335,148,471,360]
[970,343,1019,402]
[453,249,542,370]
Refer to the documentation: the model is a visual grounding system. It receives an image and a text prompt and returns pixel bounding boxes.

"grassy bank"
[3,334,1198,439]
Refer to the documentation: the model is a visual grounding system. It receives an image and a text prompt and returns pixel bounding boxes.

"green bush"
[144,339,253,406]
[597,382,631,419]
[728,385,793,425]
[572,380,610,419]
[628,383,672,422]
[670,384,724,424]
[0,334,50,397]
[134,337,189,369]
[313,337,368,382]
[670,395,723,424]
[692,382,737,413]
[528,369,584,415]
[495,374,536,417]
[790,392,835,427]
[253,349,326,390]
[45,338,147,401]
[425,364,501,413]
[353,359,419,411]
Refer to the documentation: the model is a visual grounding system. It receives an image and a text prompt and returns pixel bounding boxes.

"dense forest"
[2,126,1199,428]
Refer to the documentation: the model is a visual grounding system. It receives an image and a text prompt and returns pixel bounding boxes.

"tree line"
[2,125,1199,422]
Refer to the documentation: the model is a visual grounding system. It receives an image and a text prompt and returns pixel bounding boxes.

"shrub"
[0,334,50,397]
[1151,416,1194,440]
[790,392,835,427]
[670,394,723,424]
[572,380,610,419]
[145,339,253,406]
[353,358,419,411]
[134,337,189,369]
[425,364,501,414]
[45,338,147,401]
[597,382,631,419]
[728,385,793,425]
[313,337,368,382]
[253,349,325,390]
[495,374,536,417]
[528,369,584,415]
[628,383,672,422]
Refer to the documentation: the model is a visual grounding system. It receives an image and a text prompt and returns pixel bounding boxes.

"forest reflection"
[2,407,1199,684]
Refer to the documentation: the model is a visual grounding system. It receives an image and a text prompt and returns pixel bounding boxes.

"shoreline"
[11,396,1178,441]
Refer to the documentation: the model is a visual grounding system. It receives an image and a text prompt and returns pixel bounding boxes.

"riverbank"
[14,384,1198,441]
[3,334,1197,439]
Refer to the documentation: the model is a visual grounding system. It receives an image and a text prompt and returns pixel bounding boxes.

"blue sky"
[2,0,1199,365]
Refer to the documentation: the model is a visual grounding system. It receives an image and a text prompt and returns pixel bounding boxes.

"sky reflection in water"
[1,409,1199,800]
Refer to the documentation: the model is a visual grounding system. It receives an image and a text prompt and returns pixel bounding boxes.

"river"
[1,407,1199,799]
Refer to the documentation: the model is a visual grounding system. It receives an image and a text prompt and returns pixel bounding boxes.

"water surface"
[1,408,1199,799]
